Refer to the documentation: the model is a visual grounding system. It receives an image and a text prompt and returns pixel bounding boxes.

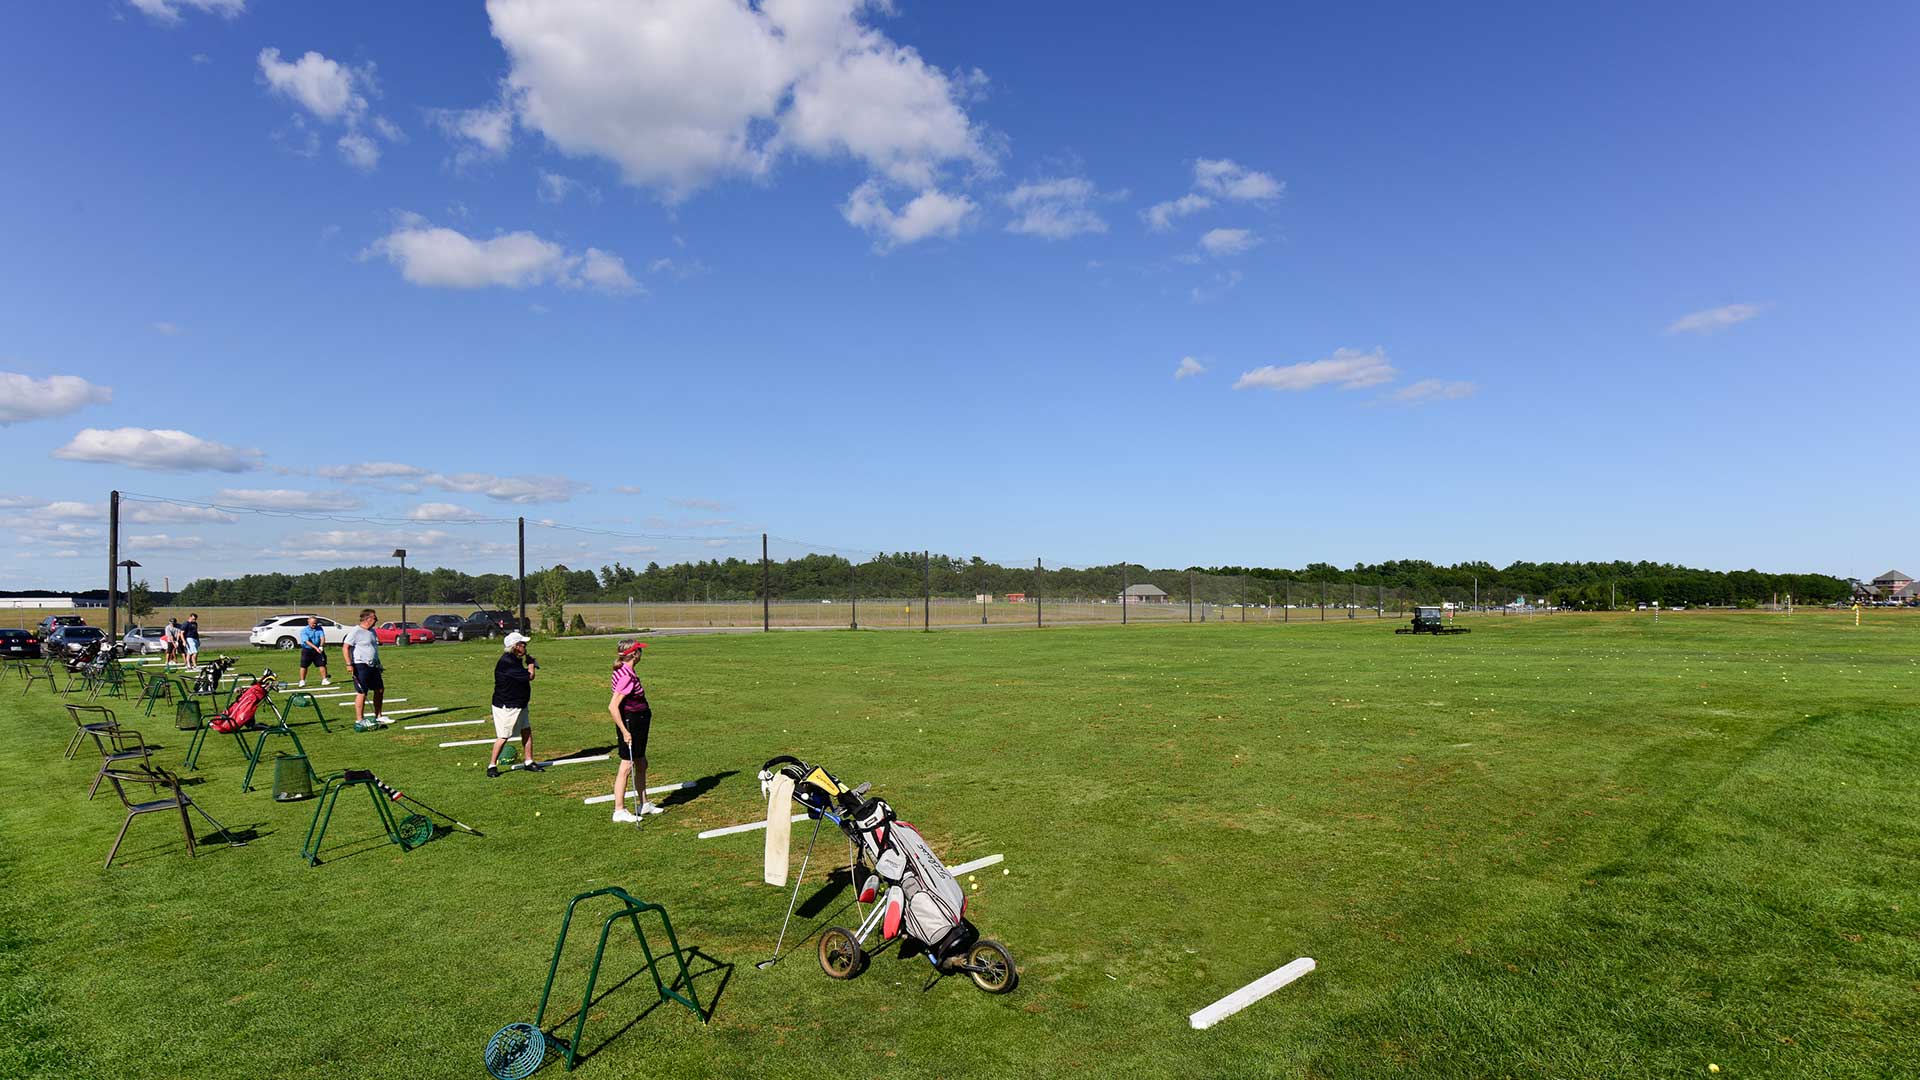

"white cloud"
[611,485,644,495]
[421,472,588,505]
[0,495,46,510]
[127,534,203,550]
[39,501,101,520]
[613,544,660,555]
[52,428,260,471]
[485,0,993,203]
[278,528,449,561]
[131,0,245,25]
[431,95,515,167]
[1666,303,1762,335]
[0,372,113,424]
[337,131,380,171]
[668,496,731,511]
[1189,269,1243,304]
[214,488,362,511]
[1174,357,1207,380]
[367,217,636,293]
[258,48,363,122]
[1193,158,1283,202]
[257,48,392,170]
[1004,177,1109,240]
[537,171,583,203]
[407,502,487,521]
[645,517,740,530]
[191,53,212,64]
[125,503,238,524]
[1235,347,1397,393]
[49,550,83,558]
[1390,379,1476,403]
[316,461,429,483]
[842,181,974,250]
[1143,193,1211,232]
[151,321,183,335]
[1199,228,1259,257]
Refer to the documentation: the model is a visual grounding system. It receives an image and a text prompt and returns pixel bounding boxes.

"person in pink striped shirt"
[605,640,661,825]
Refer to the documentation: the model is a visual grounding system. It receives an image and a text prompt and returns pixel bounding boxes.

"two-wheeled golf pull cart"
[757,755,1017,994]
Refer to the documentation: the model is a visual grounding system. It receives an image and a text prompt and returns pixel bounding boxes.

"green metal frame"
[534,887,705,1071]
[300,771,406,865]
[282,691,331,733]
[90,662,126,700]
[136,670,176,717]
[240,701,312,793]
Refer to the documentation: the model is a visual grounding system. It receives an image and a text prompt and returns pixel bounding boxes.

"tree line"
[173,555,1851,610]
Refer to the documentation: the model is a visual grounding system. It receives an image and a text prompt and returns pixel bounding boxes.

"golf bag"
[191,656,235,696]
[760,756,978,965]
[212,680,271,734]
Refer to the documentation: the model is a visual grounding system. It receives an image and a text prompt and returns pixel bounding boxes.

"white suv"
[249,614,350,650]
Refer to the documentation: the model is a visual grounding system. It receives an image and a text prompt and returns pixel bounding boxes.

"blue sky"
[3,1,1916,589]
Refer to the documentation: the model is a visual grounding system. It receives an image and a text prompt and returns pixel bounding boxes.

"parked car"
[421,614,464,640]
[249,614,351,650]
[0,628,41,659]
[374,621,436,645]
[43,625,106,658]
[122,625,168,654]
[449,609,528,641]
[35,614,86,638]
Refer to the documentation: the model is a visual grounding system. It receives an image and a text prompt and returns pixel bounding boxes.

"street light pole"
[391,548,408,641]
[118,559,141,635]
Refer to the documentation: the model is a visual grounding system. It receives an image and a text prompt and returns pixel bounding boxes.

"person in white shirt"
[340,608,389,726]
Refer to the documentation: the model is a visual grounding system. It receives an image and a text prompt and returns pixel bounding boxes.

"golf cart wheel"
[967,940,1017,994]
[818,927,865,979]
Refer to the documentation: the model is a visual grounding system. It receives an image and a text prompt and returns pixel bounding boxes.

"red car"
[374,621,436,645]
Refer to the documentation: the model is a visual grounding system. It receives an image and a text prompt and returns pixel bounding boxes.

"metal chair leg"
[106,814,136,868]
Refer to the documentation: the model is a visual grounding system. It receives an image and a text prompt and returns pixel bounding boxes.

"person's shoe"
[486,765,500,778]
[610,808,639,824]
[638,801,665,816]
[296,680,306,688]
[320,679,333,687]
[375,714,394,725]
[523,761,546,773]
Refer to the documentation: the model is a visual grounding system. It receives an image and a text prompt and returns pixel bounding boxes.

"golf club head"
[754,958,778,970]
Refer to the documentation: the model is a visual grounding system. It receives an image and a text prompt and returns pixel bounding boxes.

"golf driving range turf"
[2,613,1914,1079]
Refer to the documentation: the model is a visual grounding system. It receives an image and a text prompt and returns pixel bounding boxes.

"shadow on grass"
[553,943,732,1066]
[107,822,268,867]
[656,770,737,810]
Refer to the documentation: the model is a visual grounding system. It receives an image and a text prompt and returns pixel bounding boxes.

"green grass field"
[2,613,1914,1079]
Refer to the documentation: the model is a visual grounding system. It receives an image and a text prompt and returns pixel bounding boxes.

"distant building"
[1120,583,1170,604]
[1004,593,1027,603]
[1869,570,1914,601]
[0,597,76,609]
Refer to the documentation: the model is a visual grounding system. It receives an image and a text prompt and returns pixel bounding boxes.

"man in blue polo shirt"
[296,617,332,688]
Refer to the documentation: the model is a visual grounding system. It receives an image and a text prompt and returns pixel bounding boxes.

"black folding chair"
[99,763,244,868]
[87,725,157,800]
[65,703,120,761]
[23,660,57,694]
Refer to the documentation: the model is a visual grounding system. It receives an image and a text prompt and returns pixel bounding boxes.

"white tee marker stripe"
[698,813,808,839]
[583,782,694,805]
[946,853,1005,876]
[1188,957,1315,1030]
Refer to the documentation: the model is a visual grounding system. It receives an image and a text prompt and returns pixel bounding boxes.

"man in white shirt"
[340,608,389,726]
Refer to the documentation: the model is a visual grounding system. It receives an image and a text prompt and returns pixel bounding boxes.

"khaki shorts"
[491,706,531,739]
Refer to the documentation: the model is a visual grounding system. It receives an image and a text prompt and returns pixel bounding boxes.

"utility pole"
[516,517,527,632]
[850,559,858,630]
[762,533,770,632]
[1188,571,1195,623]
[1036,558,1043,628]
[1121,564,1128,625]
[923,550,931,632]
[107,491,120,640]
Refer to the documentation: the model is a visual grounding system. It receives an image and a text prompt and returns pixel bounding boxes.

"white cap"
[503,631,531,651]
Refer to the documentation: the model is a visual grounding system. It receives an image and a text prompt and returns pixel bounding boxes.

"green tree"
[492,579,518,614]
[127,579,155,623]
[536,567,568,636]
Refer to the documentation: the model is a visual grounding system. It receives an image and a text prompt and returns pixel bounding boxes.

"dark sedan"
[0,629,41,659]
[42,625,105,658]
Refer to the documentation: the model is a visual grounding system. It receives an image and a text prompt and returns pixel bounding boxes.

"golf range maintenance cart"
[1395,605,1470,635]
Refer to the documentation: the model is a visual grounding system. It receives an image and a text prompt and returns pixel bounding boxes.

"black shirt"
[183,619,199,641]
[492,651,535,708]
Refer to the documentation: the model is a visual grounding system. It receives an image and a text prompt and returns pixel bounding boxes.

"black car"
[0,629,41,659]
[35,614,86,638]
[452,609,529,641]
[421,614,465,640]
[43,625,106,658]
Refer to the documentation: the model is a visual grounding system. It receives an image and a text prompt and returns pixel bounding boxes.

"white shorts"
[491,706,530,739]
[184,638,200,656]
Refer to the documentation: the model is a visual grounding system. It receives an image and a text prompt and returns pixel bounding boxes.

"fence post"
[1036,558,1043,628]
[761,533,770,632]
[1320,581,1326,621]
[1121,563,1128,625]
[627,595,633,628]
[1188,571,1194,623]
[923,550,930,632]
[1284,581,1290,622]
[850,558,858,630]
[1241,575,1247,622]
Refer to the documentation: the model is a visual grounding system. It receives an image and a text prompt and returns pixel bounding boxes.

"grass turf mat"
[1,612,1915,1078]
